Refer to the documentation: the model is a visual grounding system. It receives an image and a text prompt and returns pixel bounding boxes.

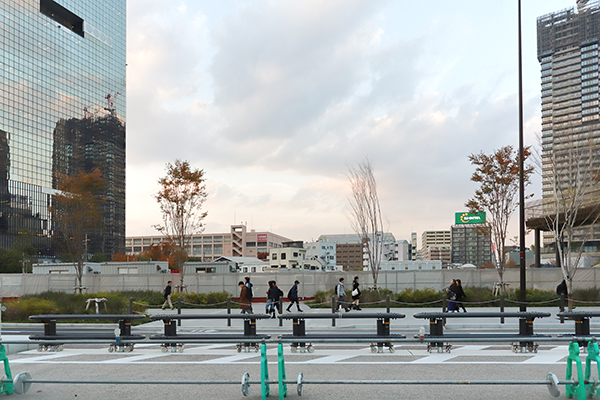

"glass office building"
[0,1,126,258]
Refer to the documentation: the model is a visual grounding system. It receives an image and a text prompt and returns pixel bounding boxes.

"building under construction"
[536,0,600,251]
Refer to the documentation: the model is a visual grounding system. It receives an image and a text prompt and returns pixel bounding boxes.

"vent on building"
[40,0,84,37]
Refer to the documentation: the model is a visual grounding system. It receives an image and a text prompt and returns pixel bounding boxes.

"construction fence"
[0,268,597,299]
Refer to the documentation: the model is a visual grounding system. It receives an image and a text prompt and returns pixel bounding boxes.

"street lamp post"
[518,0,527,311]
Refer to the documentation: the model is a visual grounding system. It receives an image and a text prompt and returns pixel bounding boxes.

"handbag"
[351,288,359,296]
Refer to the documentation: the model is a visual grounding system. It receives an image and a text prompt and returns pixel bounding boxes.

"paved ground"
[1,306,597,399]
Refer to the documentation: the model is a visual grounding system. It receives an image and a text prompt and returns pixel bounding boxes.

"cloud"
[126,0,556,245]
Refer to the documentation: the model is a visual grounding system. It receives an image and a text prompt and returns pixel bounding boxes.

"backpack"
[287,288,293,300]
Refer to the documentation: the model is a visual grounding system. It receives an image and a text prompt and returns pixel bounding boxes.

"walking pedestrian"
[265,281,275,314]
[161,281,174,310]
[336,277,350,312]
[446,279,457,312]
[267,281,284,318]
[239,281,252,314]
[244,276,253,314]
[286,280,303,312]
[351,276,362,310]
[455,279,467,312]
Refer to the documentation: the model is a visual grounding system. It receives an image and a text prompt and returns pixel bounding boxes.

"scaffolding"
[537,0,600,59]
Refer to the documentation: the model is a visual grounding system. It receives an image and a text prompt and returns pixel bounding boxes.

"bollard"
[227,297,231,327]
[178,298,182,327]
[560,293,565,324]
[129,297,133,315]
[500,295,505,324]
[386,295,390,313]
[331,296,336,327]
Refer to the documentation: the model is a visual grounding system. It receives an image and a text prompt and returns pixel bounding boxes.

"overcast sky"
[125,0,577,247]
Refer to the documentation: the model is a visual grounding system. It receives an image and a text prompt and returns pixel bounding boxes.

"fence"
[0,268,597,298]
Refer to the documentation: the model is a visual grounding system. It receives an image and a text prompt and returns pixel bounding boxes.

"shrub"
[4,298,60,322]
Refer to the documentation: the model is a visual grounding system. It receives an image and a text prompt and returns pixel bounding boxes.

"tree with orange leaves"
[154,160,207,291]
[466,145,534,287]
[50,169,105,293]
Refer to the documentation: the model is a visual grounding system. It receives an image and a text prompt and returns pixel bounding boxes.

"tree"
[50,169,105,293]
[347,159,384,287]
[466,145,534,287]
[154,160,208,291]
[538,134,600,310]
[137,241,186,270]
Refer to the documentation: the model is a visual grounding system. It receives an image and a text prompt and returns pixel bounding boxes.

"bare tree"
[154,160,208,292]
[538,134,600,310]
[466,146,534,287]
[347,159,384,287]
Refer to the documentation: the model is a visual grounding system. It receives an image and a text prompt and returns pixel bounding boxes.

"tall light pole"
[518,0,527,311]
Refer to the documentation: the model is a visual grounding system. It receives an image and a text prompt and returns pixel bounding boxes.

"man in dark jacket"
[267,281,284,318]
[286,280,303,312]
[161,281,173,310]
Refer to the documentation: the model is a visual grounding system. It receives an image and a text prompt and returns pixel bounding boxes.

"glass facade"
[0,0,126,257]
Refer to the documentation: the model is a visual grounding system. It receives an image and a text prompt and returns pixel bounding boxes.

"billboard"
[455,212,486,225]
[257,234,268,242]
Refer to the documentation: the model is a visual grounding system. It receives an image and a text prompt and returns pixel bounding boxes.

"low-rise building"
[126,224,292,261]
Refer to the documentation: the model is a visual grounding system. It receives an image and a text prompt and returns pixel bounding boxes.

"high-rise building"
[0,1,126,258]
[421,230,451,267]
[451,225,492,267]
[537,0,600,249]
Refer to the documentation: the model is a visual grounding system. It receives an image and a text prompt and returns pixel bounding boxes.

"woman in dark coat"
[239,281,251,314]
[455,279,467,312]
[351,276,362,310]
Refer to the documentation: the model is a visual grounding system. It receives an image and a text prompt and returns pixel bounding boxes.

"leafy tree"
[466,145,534,287]
[0,248,23,273]
[154,160,207,291]
[112,253,137,262]
[347,159,384,287]
[90,253,108,263]
[137,241,186,270]
[50,169,105,293]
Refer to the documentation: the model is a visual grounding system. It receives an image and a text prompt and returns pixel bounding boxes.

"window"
[246,242,256,247]
[281,253,287,260]
[272,254,277,260]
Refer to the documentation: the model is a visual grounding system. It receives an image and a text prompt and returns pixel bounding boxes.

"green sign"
[455,212,486,225]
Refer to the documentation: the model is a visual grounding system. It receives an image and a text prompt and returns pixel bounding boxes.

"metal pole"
[331,296,336,327]
[517,0,527,312]
[227,297,231,327]
[178,297,182,327]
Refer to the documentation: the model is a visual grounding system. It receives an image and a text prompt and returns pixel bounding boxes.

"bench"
[278,312,406,353]
[149,313,272,353]
[557,311,600,346]
[413,311,551,353]
[29,314,146,352]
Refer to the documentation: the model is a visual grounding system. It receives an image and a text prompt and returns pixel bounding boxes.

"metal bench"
[413,311,551,353]
[149,313,272,353]
[278,312,406,353]
[28,314,146,352]
[557,311,600,346]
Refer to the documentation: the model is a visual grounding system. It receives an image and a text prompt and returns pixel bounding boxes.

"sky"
[125,0,578,248]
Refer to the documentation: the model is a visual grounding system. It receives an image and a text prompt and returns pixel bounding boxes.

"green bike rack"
[584,341,600,398]
[261,343,270,399]
[278,343,287,399]
[566,341,586,400]
[0,345,14,395]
